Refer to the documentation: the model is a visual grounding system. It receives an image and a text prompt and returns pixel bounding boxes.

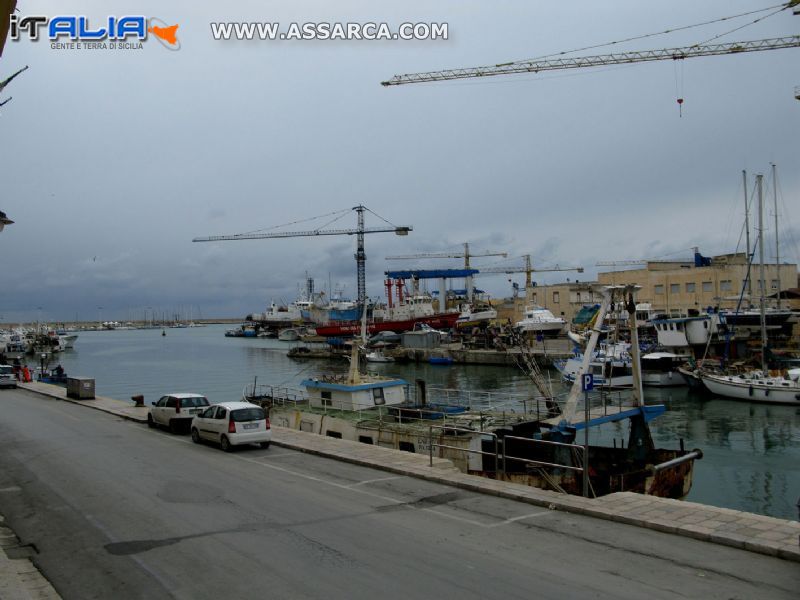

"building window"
[531,293,537,303]
[358,436,374,445]
[321,390,332,407]
[771,279,779,290]
[326,431,342,439]
[670,284,680,294]
[552,291,560,304]
[720,280,732,292]
[685,282,696,293]
[654,285,665,295]
[702,281,712,292]
[398,441,415,453]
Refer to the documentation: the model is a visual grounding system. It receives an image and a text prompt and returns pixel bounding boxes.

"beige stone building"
[597,253,797,316]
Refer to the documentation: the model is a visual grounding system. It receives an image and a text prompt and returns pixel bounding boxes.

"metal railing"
[427,424,589,495]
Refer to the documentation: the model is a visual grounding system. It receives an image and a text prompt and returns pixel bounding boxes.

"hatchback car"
[191,401,271,451]
[148,393,210,433]
[0,365,16,389]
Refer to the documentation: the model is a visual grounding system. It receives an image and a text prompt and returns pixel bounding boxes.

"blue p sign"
[581,373,594,391]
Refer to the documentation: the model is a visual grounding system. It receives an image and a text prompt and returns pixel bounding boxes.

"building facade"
[597,253,798,316]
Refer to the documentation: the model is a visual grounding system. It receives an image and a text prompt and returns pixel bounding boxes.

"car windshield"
[0,366,13,375]
[180,396,209,408]
[231,407,266,422]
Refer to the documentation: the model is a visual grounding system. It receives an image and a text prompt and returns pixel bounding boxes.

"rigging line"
[515,3,787,63]
[362,206,398,228]
[236,207,351,236]
[312,209,353,232]
[694,4,790,46]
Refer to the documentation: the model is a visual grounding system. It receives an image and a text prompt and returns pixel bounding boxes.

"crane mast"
[382,36,800,86]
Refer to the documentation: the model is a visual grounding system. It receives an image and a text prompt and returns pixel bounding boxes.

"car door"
[164,396,178,423]
[153,396,168,425]
[196,406,216,440]
[212,406,228,441]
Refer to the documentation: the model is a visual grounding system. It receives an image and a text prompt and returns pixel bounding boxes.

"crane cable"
[515,2,790,65]
[236,207,352,237]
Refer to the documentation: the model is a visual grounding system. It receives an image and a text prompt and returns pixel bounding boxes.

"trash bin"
[66,377,95,400]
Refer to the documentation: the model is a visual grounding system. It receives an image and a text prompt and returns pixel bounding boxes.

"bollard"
[131,394,144,407]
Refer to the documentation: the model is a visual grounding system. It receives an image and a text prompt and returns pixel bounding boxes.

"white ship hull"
[700,372,800,405]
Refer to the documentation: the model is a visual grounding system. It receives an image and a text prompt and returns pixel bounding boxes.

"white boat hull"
[700,373,800,404]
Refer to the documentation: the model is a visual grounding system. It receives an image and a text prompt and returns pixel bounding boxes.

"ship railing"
[427,424,590,496]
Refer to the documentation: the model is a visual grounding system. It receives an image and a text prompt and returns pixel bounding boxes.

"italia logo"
[10,15,180,50]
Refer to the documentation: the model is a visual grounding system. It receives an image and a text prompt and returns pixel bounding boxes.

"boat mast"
[772,163,781,311]
[743,170,752,301]
[756,174,768,374]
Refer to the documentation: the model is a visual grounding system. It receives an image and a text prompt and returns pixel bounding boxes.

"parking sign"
[581,373,594,392]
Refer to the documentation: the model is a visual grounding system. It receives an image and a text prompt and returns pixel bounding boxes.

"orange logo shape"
[148,19,180,50]
[149,24,178,45]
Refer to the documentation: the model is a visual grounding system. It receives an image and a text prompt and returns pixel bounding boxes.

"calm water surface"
[50,325,800,520]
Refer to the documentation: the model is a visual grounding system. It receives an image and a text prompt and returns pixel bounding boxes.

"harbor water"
[47,325,800,521]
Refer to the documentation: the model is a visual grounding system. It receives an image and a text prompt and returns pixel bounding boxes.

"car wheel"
[260,442,270,449]
[191,428,201,444]
[220,435,232,452]
[147,414,156,429]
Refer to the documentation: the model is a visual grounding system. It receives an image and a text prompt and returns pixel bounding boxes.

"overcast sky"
[1,0,798,323]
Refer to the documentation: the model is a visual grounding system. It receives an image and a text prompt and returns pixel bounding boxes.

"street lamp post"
[40,353,46,380]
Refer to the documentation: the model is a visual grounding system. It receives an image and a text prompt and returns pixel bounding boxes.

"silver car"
[148,393,210,433]
[0,365,16,389]
[191,402,271,451]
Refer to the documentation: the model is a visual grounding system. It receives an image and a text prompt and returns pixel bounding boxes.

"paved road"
[0,388,797,600]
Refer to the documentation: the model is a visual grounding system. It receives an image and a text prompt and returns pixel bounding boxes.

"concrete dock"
[16,380,800,564]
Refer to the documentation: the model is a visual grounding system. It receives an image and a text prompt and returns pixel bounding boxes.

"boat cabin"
[302,377,407,411]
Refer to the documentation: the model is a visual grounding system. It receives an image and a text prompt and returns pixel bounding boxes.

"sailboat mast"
[772,163,781,311]
[756,174,768,374]
[743,170,752,301]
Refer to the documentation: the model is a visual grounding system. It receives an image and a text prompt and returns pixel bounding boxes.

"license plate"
[190,408,202,414]
[242,423,259,430]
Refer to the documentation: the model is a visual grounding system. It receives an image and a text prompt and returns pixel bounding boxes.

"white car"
[148,393,210,433]
[191,401,271,451]
[0,365,16,389]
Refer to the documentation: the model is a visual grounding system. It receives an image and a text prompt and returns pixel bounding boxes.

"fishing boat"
[555,342,633,389]
[278,328,301,342]
[314,296,459,337]
[640,352,689,387]
[455,304,498,328]
[364,349,394,363]
[514,306,566,337]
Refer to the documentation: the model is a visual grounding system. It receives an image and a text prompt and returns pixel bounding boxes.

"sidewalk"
[18,381,800,562]
[0,514,61,600]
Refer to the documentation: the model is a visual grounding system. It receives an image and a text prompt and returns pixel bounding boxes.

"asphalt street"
[0,388,797,600]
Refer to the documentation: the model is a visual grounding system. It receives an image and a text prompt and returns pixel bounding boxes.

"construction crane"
[479,255,584,289]
[193,205,412,306]
[381,35,800,86]
[386,242,506,268]
[386,242,506,302]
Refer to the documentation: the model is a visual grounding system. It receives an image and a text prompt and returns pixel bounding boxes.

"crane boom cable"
[382,36,800,86]
[232,207,352,237]
[516,2,790,63]
[695,4,790,46]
